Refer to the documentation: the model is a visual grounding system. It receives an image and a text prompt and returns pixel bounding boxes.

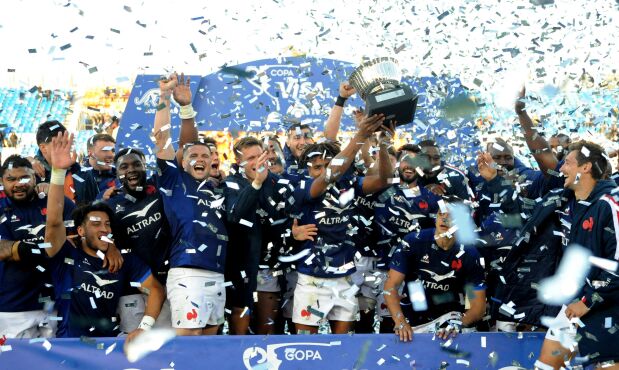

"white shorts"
[166,267,226,329]
[544,305,578,350]
[0,310,57,339]
[281,271,298,319]
[117,294,172,333]
[292,273,359,326]
[351,256,389,312]
[257,269,281,293]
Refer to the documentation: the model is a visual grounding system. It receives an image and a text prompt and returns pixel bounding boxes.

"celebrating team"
[1,74,617,369]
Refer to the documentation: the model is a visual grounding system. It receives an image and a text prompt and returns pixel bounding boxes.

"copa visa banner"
[116,57,479,166]
[0,333,543,370]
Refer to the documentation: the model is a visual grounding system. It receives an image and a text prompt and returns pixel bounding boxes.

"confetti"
[538,245,591,305]
[125,328,176,363]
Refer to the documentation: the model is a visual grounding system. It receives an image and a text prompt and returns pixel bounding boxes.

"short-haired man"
[31,120,98,203]
[283,123,313,178]
[290,114,391,335]
[549,134,571,162]
[101,148,174,332]
[0,155,74,338]
[84,133,118,194]
[416,139,473,201]
[152,75,229,336]
[224,136,291,335]
[201,136,226,186]
[536,141,619,370]
[5,132,164,341]
[384,199,487,342]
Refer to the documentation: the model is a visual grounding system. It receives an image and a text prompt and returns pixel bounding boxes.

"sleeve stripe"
[138,270,152,284]
[600,195,619,260]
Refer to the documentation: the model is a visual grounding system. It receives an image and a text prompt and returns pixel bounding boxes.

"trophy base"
[364,85,418,128]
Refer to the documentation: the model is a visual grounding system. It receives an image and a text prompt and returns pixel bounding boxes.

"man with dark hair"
[37,131,164,340]
[549,133,571,162]
[100,147,174,333]
[84,133,118,194]
[529,141,619,369]
[152,74,228,336]
[290,114,391,335]
[0,155,74,338]
[262,135,285,175]
[223,136,291,335]
[384,198,486,342]
[30,120,94,202]
[396,144,420,161]
[284,123,313,177]
[416,139,473,200]
[366,145,442,333]
[201,137,226,186]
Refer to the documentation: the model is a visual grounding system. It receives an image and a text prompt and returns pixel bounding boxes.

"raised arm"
[323,83,356,141]
[153,75,177,161]
[362,123,394,195]
[516,86,558,176]
[309,114,385,198]
[173,73,199,165]
[44,131,76,257]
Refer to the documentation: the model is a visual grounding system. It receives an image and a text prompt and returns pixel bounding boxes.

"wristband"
[335,95,348,107]
[251,181,262,190]
[50,168,67,185]
[137,315,155,330]
[179,104,197,119]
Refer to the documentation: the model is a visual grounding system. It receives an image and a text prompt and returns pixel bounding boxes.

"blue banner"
[1,333,543,370]
[116,73,202,153]
[116,57,480,167]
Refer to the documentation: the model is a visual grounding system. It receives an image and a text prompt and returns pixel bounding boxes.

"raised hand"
[353,109,365,128]
[252,151,269,186]
[50,131,76,170]
[173,73,192,106]
[356,114,386,140]
[339,82,356,99]
[159,73,178,93]
[476,152,497,181]
[292,219,318,242]
[378,121,396,146]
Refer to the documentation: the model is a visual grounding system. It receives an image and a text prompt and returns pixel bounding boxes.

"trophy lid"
[349,57,403,99]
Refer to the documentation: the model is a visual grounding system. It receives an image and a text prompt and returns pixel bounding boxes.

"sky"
[1,0,618,92]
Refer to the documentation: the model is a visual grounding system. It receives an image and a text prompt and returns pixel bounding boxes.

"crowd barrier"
[0,332,544,370]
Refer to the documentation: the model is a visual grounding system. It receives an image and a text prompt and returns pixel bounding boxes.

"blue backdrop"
[1,333,543,370]
[117,57,480,167]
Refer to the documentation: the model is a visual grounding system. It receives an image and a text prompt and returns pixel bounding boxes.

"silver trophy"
[349,57,418,127]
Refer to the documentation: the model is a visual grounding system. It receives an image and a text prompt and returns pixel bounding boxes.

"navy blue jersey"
[283,145,308,184]
[104,176,172,284]
[292,174,364,278]
[352,192,380,258]
[417,163,473,201]
[556,180,619,364]
[373,184,440,269]
[0,195,75,312]
[156,158,228,273]
[50,243,151,337]
[223,169,292,307]
[390,235,485,325]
